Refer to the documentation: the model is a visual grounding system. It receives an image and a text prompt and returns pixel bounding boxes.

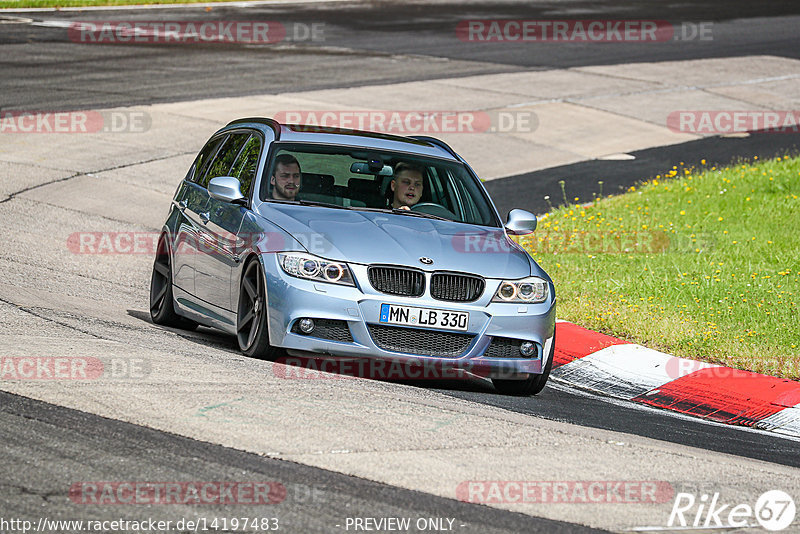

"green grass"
[1,0,250,8]
[518,155,800,380]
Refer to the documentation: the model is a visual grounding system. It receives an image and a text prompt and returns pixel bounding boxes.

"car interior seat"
[300,173,339,204]
[347,178,385,208]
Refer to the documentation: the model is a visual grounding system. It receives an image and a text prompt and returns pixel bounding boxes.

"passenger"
[271,154,302,200]
[390,162,424,210]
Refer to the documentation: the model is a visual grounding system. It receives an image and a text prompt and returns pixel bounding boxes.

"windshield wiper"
[269,199,351,210]
[296,199,352,210]
[391,208,449,221]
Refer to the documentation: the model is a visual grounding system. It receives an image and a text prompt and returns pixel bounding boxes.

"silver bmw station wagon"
[150,118,556,395]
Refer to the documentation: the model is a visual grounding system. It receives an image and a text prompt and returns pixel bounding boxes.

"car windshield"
[260,143,499,227]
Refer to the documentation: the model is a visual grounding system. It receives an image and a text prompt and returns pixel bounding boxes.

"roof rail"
[408,135,460,160]
[226,117,281,139]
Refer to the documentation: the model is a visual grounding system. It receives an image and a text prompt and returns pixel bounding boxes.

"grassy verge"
[1,0,248,8]
[519,155,800,380]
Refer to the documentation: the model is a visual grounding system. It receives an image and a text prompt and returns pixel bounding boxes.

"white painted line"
[31,20,71,27]
[0,0,348,13]
[0,15,33,22]
[597,153,636,161]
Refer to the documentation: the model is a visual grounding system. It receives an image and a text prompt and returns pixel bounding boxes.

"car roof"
[220,117,462,161]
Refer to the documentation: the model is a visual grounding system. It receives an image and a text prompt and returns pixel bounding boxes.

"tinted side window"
[188,135,226,183]
[449,169,493,225]
[229,134,262,197]
[426,167,455,211]
[201,132,250,188]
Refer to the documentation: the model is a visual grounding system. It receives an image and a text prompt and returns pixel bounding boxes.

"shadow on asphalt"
[127,308,505,395]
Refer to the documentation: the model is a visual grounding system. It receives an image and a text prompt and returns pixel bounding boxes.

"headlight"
[492,277,548,303]
[278,253,355,286]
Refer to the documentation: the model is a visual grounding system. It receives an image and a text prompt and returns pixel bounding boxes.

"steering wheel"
[411,202,457,220]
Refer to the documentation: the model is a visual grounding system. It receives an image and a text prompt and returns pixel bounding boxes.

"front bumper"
[263,255,556,379]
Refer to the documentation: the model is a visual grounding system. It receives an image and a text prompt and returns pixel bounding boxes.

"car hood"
[257,204,533,278]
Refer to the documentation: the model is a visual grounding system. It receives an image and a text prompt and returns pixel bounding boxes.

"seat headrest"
[302,173,335,193]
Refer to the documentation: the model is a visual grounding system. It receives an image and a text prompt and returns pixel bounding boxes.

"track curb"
[552,321,800,438]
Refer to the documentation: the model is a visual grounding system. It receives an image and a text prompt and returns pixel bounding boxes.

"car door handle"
[178,199,187,211]
[199,212,210,224]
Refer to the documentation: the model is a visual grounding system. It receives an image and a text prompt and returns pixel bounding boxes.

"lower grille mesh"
[291,319,353,342]
[484,337,533,358]
[368,324,474,358]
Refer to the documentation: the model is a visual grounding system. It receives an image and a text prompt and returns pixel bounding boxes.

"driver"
[271,154,302,200]
[390,162,424,210]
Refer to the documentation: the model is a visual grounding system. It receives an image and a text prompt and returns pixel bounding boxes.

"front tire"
[149,236,197,330]
[491,333,555,396]
[237,258,280,360]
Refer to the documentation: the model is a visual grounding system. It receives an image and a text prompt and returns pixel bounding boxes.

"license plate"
[379,304,469,331]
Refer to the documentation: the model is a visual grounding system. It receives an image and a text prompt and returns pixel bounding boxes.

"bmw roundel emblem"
[419,257,434,265]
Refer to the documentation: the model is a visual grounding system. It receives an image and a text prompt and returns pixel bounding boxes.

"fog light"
[298,318,315,334]
[519,341,536,357]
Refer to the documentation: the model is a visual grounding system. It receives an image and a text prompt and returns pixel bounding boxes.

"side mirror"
[505,209,537,235]
[208,176,246,204]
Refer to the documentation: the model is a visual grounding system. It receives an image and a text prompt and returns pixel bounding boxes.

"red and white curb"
[551,321,800,438]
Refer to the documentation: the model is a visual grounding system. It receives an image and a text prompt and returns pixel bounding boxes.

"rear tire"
[237,258,280,360]
[491,333,555,396]
[149,236,198,331]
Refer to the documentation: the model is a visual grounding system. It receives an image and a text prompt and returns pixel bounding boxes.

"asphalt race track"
[0,391,601,533]
[2,0,799,110]
[2,1,800,532]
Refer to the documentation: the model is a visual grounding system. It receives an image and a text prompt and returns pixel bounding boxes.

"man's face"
[271,162,301,200]
[391,170,423,209]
